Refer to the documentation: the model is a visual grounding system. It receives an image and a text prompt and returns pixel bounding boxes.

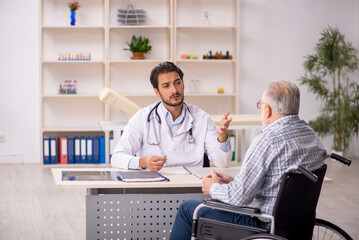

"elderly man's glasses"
[256,100,269,109]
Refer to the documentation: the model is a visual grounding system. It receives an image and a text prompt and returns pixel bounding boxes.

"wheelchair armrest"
[203,199,261,215]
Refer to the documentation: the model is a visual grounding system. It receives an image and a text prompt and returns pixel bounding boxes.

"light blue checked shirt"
[210,115,327,219]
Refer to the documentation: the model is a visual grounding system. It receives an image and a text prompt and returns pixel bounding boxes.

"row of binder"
[43,137,106,164]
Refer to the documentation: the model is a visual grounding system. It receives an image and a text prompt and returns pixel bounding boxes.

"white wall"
[0,0,358,163]
[239,0,359,157]
[0,1,40,163]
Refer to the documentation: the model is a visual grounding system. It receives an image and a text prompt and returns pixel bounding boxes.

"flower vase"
[70,10,76,26]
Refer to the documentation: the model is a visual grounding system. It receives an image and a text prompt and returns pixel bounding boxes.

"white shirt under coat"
[111,102,232,169]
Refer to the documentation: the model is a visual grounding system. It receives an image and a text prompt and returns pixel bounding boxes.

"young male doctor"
[111,62,233,171]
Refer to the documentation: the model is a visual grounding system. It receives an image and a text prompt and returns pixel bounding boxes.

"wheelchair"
[191,153,353,240]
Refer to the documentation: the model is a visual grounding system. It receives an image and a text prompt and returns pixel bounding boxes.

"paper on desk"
[191,168,240,179]
[158,166,190,175]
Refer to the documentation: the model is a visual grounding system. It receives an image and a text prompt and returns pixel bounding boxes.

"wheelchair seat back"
[273,164,327,240]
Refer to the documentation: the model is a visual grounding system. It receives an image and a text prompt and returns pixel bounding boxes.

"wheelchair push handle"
[286,165,318,183]
[330,153,352,166]
[297,165,318,183]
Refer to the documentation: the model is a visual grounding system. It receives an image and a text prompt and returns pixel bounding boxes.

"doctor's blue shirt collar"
[159,102,186,136]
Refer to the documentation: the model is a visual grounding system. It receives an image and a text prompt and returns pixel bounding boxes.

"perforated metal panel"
[86,192,206,240]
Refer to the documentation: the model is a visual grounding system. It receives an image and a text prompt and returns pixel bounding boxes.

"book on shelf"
[43,136,105,165]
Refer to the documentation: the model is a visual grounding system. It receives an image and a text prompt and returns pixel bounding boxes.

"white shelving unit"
[40,0,239,166]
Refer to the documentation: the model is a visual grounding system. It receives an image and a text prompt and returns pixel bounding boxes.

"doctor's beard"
[160,93,184,107]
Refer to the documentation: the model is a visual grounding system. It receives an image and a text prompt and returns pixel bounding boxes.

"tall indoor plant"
[299,26,359,152]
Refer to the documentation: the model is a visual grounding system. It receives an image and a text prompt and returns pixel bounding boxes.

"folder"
[109,136,115,163]
[99,136,105,164]
[43,138,50,165]
[67,138,75,164]
[75,138,81,164]
[93,137,100,164]
[80,138,87,164]
[86,138,93,164]
[50,138,57,164]
[59,137,68,164]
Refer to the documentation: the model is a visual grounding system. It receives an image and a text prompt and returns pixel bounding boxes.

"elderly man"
[170,80,327,239]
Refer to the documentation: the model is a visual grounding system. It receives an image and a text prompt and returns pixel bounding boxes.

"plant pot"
[131,52,145,60]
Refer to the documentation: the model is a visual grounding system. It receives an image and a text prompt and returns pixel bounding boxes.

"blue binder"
[80,138,87,164]
[93,137,100,164]
[99,136,105,164]
[75,138,81,164]
[43,138,50,165]
[86,138,93,164]
[50,138,57,164]
[67,138,75,164]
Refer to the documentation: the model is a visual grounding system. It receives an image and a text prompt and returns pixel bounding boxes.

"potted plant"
[124,35,152,60]
[299,26,359,154]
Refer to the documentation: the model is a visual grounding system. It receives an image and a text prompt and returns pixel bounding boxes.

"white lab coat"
[111,102,232,169]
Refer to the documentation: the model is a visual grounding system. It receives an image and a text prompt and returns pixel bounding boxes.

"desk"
[52,167,332,240]
[52,167,229,240]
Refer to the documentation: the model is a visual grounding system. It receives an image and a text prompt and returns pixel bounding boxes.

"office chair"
[203,153,210,167]
[191,153,352,240]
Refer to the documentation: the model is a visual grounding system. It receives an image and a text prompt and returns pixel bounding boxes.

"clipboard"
[116,171,170,182]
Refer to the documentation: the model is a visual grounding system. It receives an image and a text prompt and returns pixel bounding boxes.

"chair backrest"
[273,164,327,240]
[203,153,210,167]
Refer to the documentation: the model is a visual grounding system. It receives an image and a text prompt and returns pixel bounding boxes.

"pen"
[156,172,170,182]
[182,165,192,174]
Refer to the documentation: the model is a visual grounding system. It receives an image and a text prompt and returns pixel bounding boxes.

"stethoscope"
[146,102,194,145]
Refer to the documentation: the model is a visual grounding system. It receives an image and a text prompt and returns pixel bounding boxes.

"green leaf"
[298,26,359,151]
[123,35,152,53]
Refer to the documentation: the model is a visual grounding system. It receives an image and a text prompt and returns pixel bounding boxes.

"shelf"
[43,164,106,168]
[113,93,235,97]
[185,93,236,97]
[175,59,236,63]
[42,60,105,64]
[42,127,103,132]
[109,59,170,64]
[42,95,100,98]
[109,25,171,29]
[40,0,239,166]
[42,26,105,30]
[176,26,236,30]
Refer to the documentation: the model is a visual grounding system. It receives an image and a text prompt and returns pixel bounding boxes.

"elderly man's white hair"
[262,80,300,116]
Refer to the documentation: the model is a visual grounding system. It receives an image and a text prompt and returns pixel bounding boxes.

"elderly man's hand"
[202,169,220,196]
[218,112,232,142]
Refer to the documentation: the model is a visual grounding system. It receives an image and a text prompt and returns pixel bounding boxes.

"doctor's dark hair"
[150,62,184,89]
[262,80,300,116]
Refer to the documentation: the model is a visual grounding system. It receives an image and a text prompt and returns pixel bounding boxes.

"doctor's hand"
[139,156,167,171]
[202,169,220,196]
[218,111,232,142]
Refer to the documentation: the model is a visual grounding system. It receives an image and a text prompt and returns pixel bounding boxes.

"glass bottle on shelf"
[202,11,209,26]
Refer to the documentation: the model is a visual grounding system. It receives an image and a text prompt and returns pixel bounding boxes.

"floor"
[0,158,358,240]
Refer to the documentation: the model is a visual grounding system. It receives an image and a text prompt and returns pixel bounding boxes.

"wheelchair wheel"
[312,218,353,240]
[240,233,287,240]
